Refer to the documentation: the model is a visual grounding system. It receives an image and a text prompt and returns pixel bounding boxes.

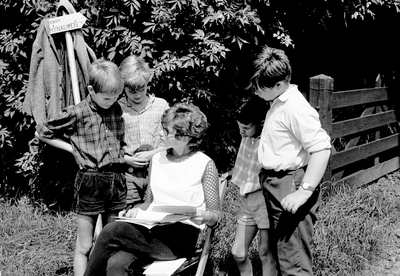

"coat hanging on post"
[23,0,97,124]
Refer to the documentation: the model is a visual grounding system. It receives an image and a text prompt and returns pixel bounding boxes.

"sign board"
[49,13,87,35]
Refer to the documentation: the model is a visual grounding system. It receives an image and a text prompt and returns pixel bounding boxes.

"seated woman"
[84,103,221,276]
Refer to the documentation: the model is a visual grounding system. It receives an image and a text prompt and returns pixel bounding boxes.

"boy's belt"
[81,163,126,173]
[99,163,126,172]
[261,166,307,178]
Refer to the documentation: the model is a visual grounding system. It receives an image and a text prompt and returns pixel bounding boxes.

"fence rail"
[309,74,400,188]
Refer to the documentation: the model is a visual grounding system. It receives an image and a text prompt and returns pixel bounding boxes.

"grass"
[0,197,75,276]
[212,171,400,275]
[1,170,400,276]
[311,173,400,276]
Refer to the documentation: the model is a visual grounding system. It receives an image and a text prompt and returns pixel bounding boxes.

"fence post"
[309,74,333,183]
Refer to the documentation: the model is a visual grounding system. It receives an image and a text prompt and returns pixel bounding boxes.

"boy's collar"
[87,94,103,112]
[274,84,297,103]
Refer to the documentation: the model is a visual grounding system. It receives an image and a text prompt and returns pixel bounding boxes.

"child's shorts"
[238,189,270,229]
[74,169,127,216]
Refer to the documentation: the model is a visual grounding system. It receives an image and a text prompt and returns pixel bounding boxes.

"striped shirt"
[119,94,169,154]
[231,137,262,195]
[35,94,126,170]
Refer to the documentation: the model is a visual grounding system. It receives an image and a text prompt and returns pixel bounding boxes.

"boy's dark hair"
[250,45,292,89]
[236,96,269,125]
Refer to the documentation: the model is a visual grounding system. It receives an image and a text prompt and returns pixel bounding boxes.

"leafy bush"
[0,0,274,206]
[1,0,400,208]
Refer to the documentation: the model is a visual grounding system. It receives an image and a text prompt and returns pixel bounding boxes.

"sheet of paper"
[143,258,187,276]
[136,209,170,221]
[151,205,197,215]
[115,210,192,229]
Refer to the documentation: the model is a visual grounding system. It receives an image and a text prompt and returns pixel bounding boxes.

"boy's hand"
[134,151,153,161]
[281,189,313,214]
[124,154,149,168]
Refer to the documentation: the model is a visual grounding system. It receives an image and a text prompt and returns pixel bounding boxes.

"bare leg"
[74,214,96,276]
[259,228,277,276]
[231,224,258,276]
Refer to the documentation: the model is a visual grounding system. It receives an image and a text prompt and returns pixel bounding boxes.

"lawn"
[1,170,400,276]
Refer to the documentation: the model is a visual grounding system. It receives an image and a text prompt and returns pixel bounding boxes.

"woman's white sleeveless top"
[148,150,210,228]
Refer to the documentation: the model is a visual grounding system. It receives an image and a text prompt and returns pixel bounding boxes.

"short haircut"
[250,45,292,89]
[236,96,269,125]
[161,103,209,150]
[89,59,124,95]
[119,55,153,90]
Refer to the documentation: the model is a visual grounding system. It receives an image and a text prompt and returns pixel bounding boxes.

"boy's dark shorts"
[74,169,127,216]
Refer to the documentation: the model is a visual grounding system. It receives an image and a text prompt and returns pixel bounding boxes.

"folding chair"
[143,173,229,276]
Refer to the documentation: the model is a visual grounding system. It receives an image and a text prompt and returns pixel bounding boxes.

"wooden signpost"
[49,12,106,233]
[49,12,87,104]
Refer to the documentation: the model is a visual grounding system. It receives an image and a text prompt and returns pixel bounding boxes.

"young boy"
[251,46,331,276]
[35,59,126,276]
[231,96,277,276]
[118,55,169,207]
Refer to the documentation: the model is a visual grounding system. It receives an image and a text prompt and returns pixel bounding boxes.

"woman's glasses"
[162,128,176,138]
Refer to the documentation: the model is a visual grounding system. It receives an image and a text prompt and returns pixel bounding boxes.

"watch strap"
[300,182,315,192]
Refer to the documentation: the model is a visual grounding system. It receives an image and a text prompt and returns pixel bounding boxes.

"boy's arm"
[300,148,331,189]
[124,154,149,168]
[125,147,168,167]
[35,131,73,154]
[134,146,167,160]
[280,148,331,214]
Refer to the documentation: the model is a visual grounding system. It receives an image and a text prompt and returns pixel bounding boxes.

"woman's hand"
[118,209,126,217]
[190,209,215,226]
[119,208,140,218]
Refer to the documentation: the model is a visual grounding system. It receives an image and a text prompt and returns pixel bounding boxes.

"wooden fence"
[309,74,400,188]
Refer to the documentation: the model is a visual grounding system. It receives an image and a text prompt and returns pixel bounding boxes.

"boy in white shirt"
[251,46,331,276]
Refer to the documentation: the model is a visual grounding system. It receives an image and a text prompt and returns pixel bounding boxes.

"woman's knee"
[106,251,136,276]
[97,221,127,242]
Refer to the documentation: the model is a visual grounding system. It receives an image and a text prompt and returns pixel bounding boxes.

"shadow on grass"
[1,170,400,276]
[208,170,400,276]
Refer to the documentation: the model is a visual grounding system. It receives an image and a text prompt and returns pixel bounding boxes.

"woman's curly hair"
[161,103,209,150]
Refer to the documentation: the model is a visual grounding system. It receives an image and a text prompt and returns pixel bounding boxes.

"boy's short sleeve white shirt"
[258,84,331,171]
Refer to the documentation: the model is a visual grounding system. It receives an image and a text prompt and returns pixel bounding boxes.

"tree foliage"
[1,0,400,208]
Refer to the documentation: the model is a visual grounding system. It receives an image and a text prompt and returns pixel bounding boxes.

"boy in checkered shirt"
[231,96,277,276]
[35,59,127,276]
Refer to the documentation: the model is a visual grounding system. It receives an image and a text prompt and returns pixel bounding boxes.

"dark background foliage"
[1,0,400,210]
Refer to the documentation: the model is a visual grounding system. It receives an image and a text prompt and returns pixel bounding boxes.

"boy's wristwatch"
[300,182,315,192]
